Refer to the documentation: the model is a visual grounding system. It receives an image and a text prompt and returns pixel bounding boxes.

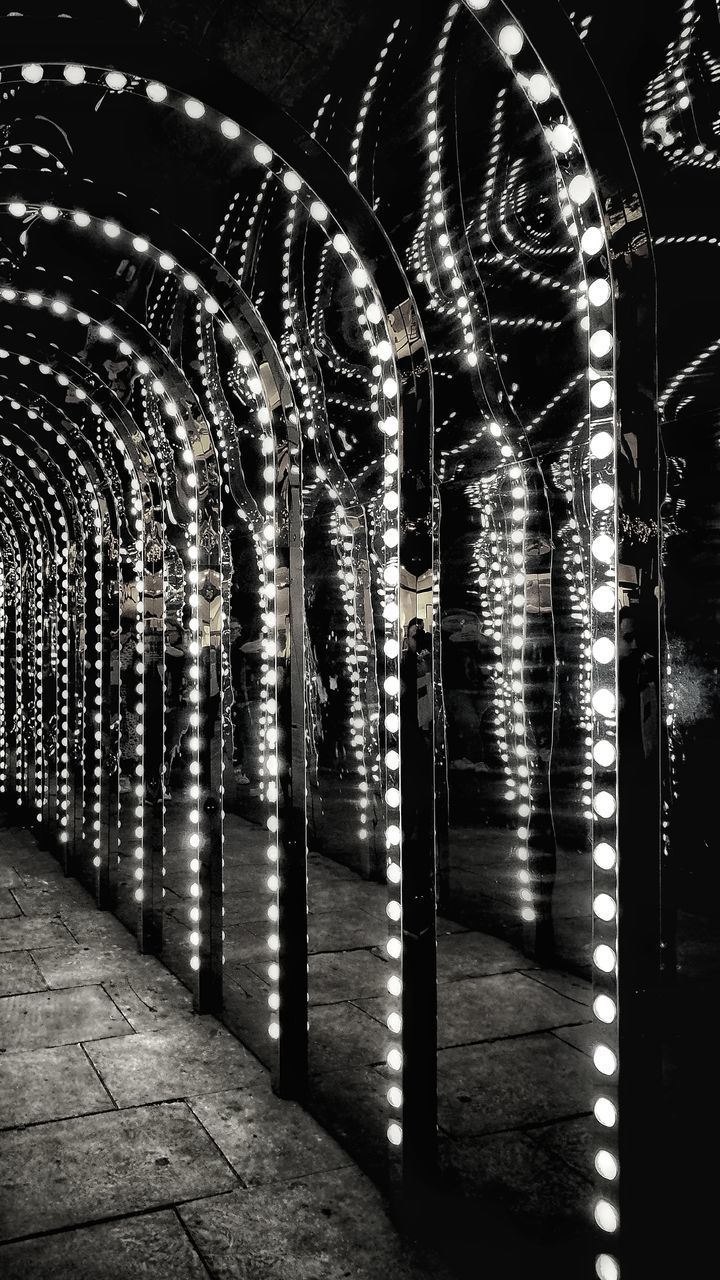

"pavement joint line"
[171,1205,218,1279]
[183,1097,250,1188]
[77,1039,121,1110]
[0,1195,240,1250]
[0,1100,118,1135]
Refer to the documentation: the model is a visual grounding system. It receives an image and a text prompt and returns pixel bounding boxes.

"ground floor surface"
[0,828,451,1280]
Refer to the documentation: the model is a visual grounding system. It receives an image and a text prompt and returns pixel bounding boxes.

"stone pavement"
[0,828,450,1279]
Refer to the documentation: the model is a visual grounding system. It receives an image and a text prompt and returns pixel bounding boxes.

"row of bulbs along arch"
[0,4,621,1277]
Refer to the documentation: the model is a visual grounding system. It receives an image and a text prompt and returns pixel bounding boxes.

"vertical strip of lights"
[90,494,104,884]
[461,7,621,1274]
[584,234,620,1272]
[36,515,45,827]
[381,370,403,1151]
[0,559,5,798]
[185,470,202,976]
[132,474,146,909]
[420,3,535,921]
[58,506,71,852]
[262,406,280,1043]
[15,526,24,812]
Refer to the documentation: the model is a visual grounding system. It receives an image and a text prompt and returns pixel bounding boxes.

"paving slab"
[0,890,20,919]
[188,1084,352,1185]
[552,1021,598,1058]
[435,971,589,1048]
[437,1032,592,1137]
[85,1021,265,1107]
[0,984,132,1052]
[11,879,90,917]
[527,1114,597,1182]
[0,1042,114,1129]
[179,1165,452,1280]
[221,893,271,926]
[521,966,593,1007]
[0,866,23,891]
[101,970,195,1031]
[307,949,389,1005]
[0,1209,210,1279]
[436,930,537,981]
[440,1128,593,1223]
[307,1064,390,1179]
[308,1000,388,1073]
[0,916,77,953]
[0,1101,238,1241]
[0,952,46,998]
[31,944,155,990]
[224,928,275,971]
[307,878,386,915]
[307,906,387,954]
[221,976,274,1072]
[58,909,140,949]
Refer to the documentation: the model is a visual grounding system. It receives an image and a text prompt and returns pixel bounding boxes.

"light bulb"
[581,227,604,256]
[593,740,616,768]
[588,279,611,307]
[593,843,616,871]
[498,24,523,56]
[590,330,613,359]
[593,944,616,973]
[568,174,593,204]
[593,995,616,1024]
[593,893,616,922]
[591,381,613,409]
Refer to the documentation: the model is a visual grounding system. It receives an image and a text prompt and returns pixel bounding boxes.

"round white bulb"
[591,380,613,408]
[581,227,604,256]
[594,1096,617,1128]
[593,995,616,1024]
[569,174,593,204]
[594,1200,619,1233]
[528,74,551,103]
[588,279,611,307]
[593,791,616,818]
[590,431,613,459]
[591,483,614,511]
[590,330,613,359]
[592,534,615,563]
[593,944,616,973]
[595,1253,619,1280]
[593,740,616,768]
[593,893,616,922]
[498,24,524,56]
[551,124,574,153]
[592,585,615,613]
[593,843,616,871]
